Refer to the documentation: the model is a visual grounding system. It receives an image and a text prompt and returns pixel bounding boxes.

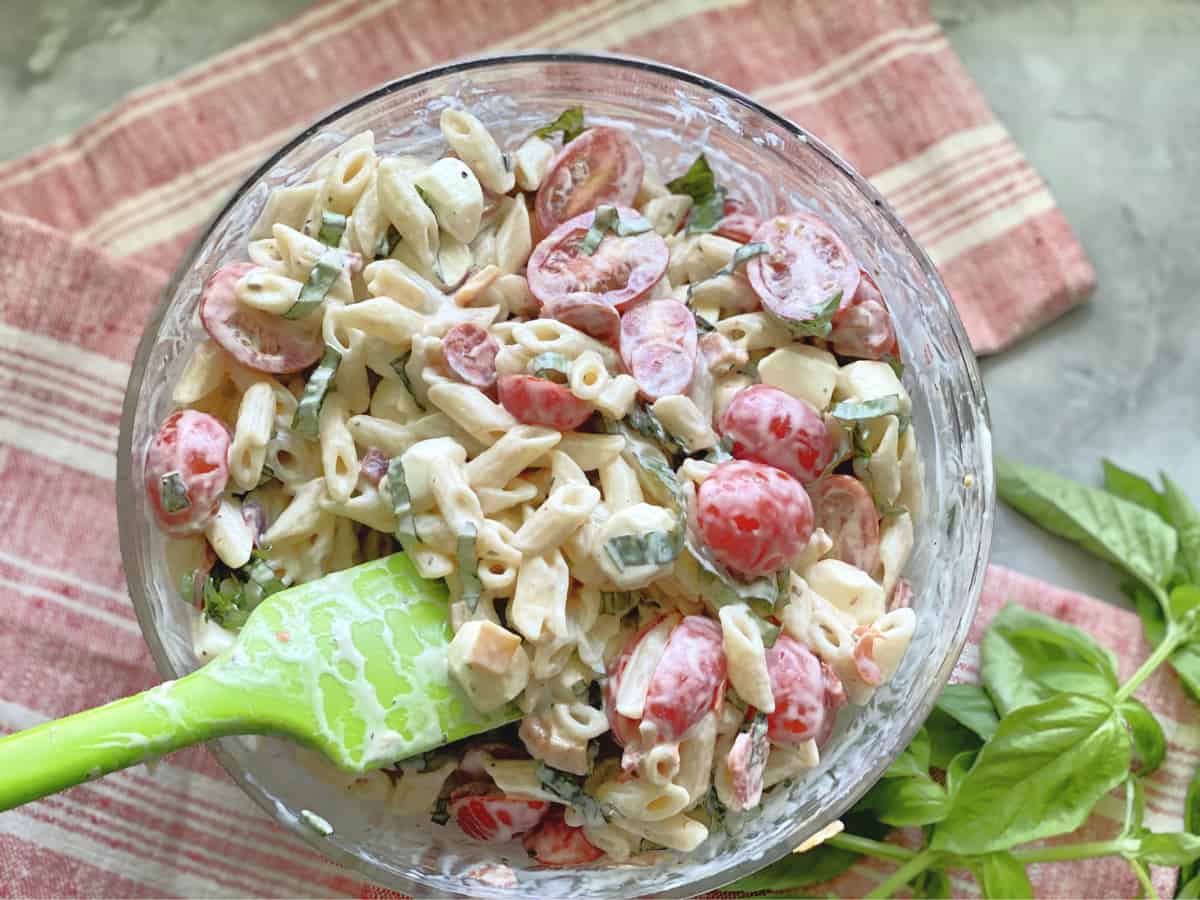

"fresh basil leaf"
[203,576,251,629]
[683,536,781,618]
[924,707,985,770]
[580,205,652,254]
[528,351,572,382]
[1120,776,1145,837]
[883,726,931,779]
[159,471,191,513]
[604,531,679,570]
[931,692,1130,855]
[1181,766,1200,891]
[532,106,585,143]
[945,749,975,803]
[977,852,1033,900]
[625,402,687,455]
[389,352,425,412]
[600,591,639,617]
[830,395,905,425]
[1117,698,1166,777]
[1170,584,1200,625]
[996,458,1178,593]
[705,434,734,464]
[317,210,347,247]
[385,457,419,545]
[728,241,768,270]
[291,346,341,438]
[1131,580,1200,700]
[1132,832,1200,866]
[935,683,1000,741]
[858,772,948,826]
[374,224,400,259]
[727,810,889,893]
[913,868,953,899]
[1179,873,1200,899]
[457,523,482,612]
[774,290,843,339]
[665,154,729,235]
[1026,659,1118,701]
[535,764,607,826]
[981,603,1119,716]
[1162,474,1200,585]
[1102,460,1166,518]
[285,247,345,319]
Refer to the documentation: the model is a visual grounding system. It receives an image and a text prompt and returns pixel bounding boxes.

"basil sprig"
[285,247,345,320]
[580,205,653,255]
[739,457,1200,898]
[531,106,585,144]
[665,154,726,234]
[291,346,341,438]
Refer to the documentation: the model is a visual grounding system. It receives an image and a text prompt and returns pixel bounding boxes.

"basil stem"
[159,471,191,513]
[317,211,347,247]
[285,247,345,320]
[291,346,341,438]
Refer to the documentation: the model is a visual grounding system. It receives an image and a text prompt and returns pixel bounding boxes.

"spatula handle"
[0,668,246,811]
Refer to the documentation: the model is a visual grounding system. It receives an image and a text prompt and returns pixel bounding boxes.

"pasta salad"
[147,105,921,865]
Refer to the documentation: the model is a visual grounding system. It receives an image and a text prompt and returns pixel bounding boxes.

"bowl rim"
[118,48,993,899]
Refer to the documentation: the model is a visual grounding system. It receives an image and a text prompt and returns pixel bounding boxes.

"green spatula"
[0,552,520,811]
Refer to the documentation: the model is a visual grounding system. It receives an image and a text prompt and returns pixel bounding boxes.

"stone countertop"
[3,0,1197,607]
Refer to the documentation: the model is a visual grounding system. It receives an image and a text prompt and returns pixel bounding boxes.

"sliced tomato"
[642,616,727,743]
[764,634,846,746]
[535,127,644,233]
[527,208,668,313]
[145,410,230,536]
[726,727,769,811]
[619,299,698,400]
[714,198,761,243]
[808,475,881,573]
[522,807,605,866]
[449,783,549,842]
[498,374,593,431]
[542,295,621,345]
[443,322,499,391]
[696,460,814,577]
[747,212,860,328]
[719,384,835,484]
[199,262,324,374]
[829,270,899,361]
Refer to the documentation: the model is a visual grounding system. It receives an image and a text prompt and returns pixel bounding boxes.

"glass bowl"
[117,52,993,898]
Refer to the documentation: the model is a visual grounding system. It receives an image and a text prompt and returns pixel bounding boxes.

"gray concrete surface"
[2,0,1197,607]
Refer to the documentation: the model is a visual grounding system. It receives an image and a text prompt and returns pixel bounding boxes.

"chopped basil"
[705,434,734,464]
[385,457,419,545]
[580,205,653,255]
[159,471,191,513]
[536,764,609,826]
[600,590,640,617]
[374,224,401,259]
[528,351,572,383]
[254,463,277,489]
[625,402,687,455]
[685,536,781,619]
[705,787,728,833]
[830,394,905,424]
[389,353,425,411]
[687,241,769,300]
[291,346,342,438]
[317,211,347,247]
[745,712,771,770]
[430,795,450,826]
[285,247,345,320]
[604,531,679,571]
[457,523,482,612]
[773,290,843,339]
[666,154,727,234]
[203,576,251,629]
[692,311,716,333]
[245,554,286,597]
[531,106,585,144]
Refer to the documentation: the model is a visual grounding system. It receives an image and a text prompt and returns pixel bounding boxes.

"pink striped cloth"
[0,1,1168,898]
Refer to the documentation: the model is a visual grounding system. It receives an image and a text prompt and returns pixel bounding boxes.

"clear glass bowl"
[117,52,993,899]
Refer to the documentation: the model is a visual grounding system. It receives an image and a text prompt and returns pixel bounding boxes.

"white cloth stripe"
[890,146,1024,222]
[489,0,644,50]
[0,549,129,603]
[1,576,139,634]
[927,186,1053,265]
[4,356,126,412]
[871,123,1010,195]
[1,404,113,453]
[915,169,1043,239]
[755,22,941,103]
[0,322,129,388]
[2,391,119,444]
[0,412,116,479]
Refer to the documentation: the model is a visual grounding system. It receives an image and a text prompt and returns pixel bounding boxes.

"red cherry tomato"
[498,374,593,431]
[808,475,881,573]
[696,460,814,577]
[764,634,846,746]
[829,271,899,361]
[522,807,605,866]
[535,127,644,233]
[145,410,231,536]
[443,323,499,391]
[619,299,698,400]
[449,783,549,842]
[715,198,761,243]
[527,208,668,313]
[605,616,727,746]
[747,213,860,328]
[199,262,324,374]
[542,295,621,345]
[719,384,835,484]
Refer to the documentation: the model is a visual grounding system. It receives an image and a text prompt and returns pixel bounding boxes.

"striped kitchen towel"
[0,1,1139,898]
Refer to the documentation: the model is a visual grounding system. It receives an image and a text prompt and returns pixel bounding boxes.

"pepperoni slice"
[498,374,593,431]
[808,475,881,573]
[145,410,230,536]
[719,384,835,484]
[829,270,899,361]
[542,295,621,345]
[199,262,324,374]
[535,127,644,233]
[764,634,846,746]
[619,299,698,400]
[443,322,499,391]
[697,460,814,577]
[747,212,860,328]
[527,208,668,313]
